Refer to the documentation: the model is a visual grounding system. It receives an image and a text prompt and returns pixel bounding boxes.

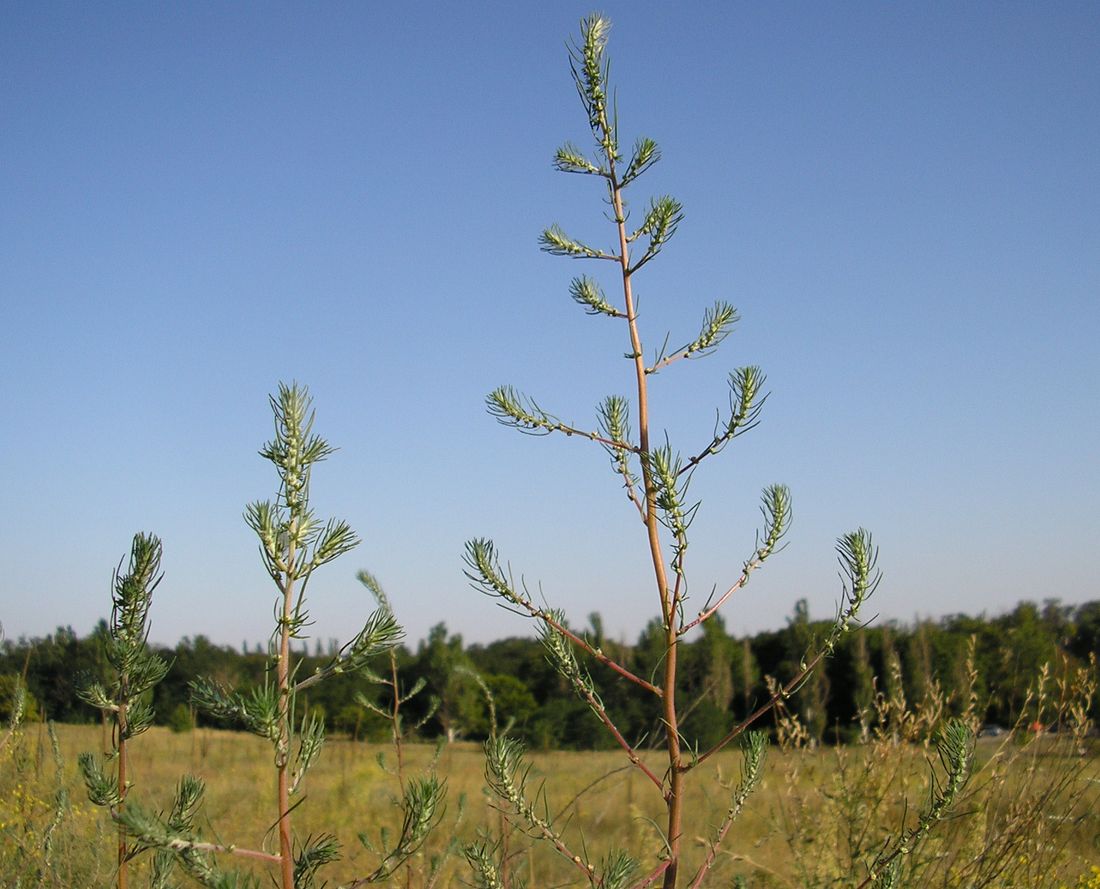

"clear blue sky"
[2,3,1097,651]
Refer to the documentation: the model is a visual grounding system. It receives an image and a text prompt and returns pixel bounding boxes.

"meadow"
[3,15,1097,887]
[3,720,1097,888]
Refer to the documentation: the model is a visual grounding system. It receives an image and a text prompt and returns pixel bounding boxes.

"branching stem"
[629,860,672,889]
[679,551,770,636]
[539,611,662,697]
[570,672,665,792]
[159,838,282,865]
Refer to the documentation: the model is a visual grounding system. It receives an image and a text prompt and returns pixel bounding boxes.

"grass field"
[2,722,1097,888]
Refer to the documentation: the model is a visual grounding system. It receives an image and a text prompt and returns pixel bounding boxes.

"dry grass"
[3,722,1096,888]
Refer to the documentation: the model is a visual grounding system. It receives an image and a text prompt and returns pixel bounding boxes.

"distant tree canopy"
[3,598,1096,749]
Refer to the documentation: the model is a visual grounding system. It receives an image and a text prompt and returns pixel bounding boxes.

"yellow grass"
[3,723,1097,887]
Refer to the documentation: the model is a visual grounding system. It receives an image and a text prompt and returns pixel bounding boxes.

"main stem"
[610,176,683,888]
[276,526,297,889]
[389,651,405,784]
[117,701,129,889]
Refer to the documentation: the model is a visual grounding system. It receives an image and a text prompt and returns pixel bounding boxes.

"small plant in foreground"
[78,532,197,889]
[118,384,429,889]
[464,16,973,888]
[353,570,453,888]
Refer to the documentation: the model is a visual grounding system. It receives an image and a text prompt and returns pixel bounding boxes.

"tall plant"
[462,16,955,889]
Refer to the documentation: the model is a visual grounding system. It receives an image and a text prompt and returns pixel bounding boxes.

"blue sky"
[2,3,1097,651]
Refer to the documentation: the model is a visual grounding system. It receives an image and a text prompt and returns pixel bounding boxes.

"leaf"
[569,276,622,317]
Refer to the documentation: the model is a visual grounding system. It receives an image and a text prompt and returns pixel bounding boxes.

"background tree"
[850,631,876,727]
[736,637,759,720]
[905,621,935,705]
[1069,601,1100,663]
[781,599,831,744]
[416,623,481,743]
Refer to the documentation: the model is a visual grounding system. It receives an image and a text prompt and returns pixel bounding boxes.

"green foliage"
[77,751,120,808]
[470,675,537,738]
[292,834,340,889]
[76,531,189,888]
[569,275,623,317]
[0,674,39,723]
[243,384,361,640]
[414,623,480,741]
[76,534,169,740]
[463,839,511,889]
[757,647,1099,889]
[353,776,446,884]
[165,703,193,734]
[2,599,1094,750]
[113,781,256,889]
[189,676,281,743]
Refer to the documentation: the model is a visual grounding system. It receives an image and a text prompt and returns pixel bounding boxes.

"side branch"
[691,529,876,767]
[645,302,739,375]
[293,607,403,694]
[164,839,283,865]
[597,394,646,522]
[852,721,973,889]
[677,367,767,477]
[691,651,827,768]
[572,678,665,792]
[545,612,662,696]
[464,539,661,695]
[541,622,666,792]
[484,737,602,883]
[488,386,640,452]
[621,477,647,521]
[625,196,683,275]
[540,224,619,261]
[685,732,767,889]
[679,573,750,637]
[679,484,790,636]
[629,860,672,889]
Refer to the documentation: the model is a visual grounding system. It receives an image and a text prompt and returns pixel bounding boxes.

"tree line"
[3,598,1097,750]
